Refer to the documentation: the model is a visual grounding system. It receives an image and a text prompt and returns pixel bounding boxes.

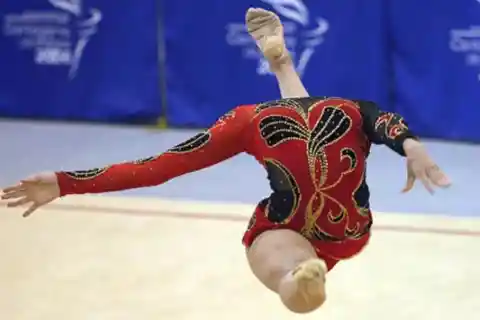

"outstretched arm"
[355,100,450,192]
[56,105,255,196]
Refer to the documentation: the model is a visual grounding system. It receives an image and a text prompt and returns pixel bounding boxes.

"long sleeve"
[355,100,417,156]
[56,105,255,196]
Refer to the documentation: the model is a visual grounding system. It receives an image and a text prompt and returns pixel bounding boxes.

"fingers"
[2,196,39,217]
[417,171,435,194]
[421,163,451,193]
[2,177,41,193]
[6,197,31,208]
[402,161,416,193]
[402,176,415,193]
[2,184,25,194]
[426,165,451,188]
[20,178,42,185]
[1,189,26,200]
[404,161,451,194]
[404,142,451,194]
[23,204,40,218]
[1,177,45,218]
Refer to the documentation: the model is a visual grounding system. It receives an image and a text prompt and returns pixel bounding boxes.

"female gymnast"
[1,8,450,314]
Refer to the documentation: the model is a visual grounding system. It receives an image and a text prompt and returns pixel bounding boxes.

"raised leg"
[245,8,309,98]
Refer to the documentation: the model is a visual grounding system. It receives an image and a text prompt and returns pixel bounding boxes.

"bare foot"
[245,8,290,70]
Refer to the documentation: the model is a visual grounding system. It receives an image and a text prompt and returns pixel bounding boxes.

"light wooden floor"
[0,195,479,320]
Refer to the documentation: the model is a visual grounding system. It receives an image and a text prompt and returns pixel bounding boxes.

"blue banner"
[0,0,161,123]
[163,0,390,127]
[389,0,480,141]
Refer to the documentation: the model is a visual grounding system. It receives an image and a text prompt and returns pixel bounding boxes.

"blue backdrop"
[0,0,161,122]
[389,0,480,141]
[1,0,479,142]
[163,0,390,127]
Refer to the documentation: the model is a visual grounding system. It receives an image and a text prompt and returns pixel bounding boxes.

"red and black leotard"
[56,97,415,267]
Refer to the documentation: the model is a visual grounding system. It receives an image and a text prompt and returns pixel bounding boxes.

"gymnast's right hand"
[1,172,60,217]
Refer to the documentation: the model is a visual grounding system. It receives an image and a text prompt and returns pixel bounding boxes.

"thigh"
[246,229,319,292]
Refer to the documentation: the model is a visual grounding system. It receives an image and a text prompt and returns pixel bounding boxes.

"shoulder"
[228,104,256,116]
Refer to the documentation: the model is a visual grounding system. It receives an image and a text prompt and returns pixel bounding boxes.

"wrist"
[402,137,421,152]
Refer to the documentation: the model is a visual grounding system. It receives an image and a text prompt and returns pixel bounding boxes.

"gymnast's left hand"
[1,172,60,217]
[402,139,451,194]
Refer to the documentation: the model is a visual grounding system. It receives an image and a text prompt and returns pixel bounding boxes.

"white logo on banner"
[226,0,329,77]
[450,27,480,81]
[2,0,102,79]
[449,1,480,81]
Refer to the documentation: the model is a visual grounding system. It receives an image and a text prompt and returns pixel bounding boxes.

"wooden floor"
[0,195,479,320]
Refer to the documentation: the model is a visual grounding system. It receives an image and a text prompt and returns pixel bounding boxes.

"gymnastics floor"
[0,195,478,320]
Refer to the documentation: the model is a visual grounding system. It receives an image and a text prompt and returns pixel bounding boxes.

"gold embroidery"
[328,209,346,224]
[257,98,369,242]
[167,131,211,153]
[255,98,308,121]
[388,118,408,138]
[263,158,301,224]
[340,148,357,174]
[346,168,372,240]
[351,168,371,218]
[315,193,348,234]
[64,167,109,180]
[307,105,353,188]
[375,113,409,139]
[301,192,326,238]
[213,109,236,127]
[259,115,309,147]
[345,222,360,238]
[320,147,358,193]
[132,156,159,164]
